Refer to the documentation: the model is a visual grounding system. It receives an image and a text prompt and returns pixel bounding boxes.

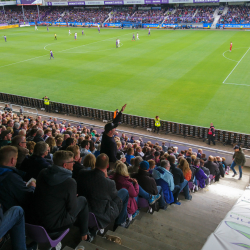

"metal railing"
[1,92,250,148]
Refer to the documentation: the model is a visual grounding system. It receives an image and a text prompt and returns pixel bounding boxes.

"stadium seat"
[25,223,69,248]
[88,212,105,234]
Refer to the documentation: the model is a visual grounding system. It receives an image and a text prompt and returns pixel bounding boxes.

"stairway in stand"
[63,170,249,250]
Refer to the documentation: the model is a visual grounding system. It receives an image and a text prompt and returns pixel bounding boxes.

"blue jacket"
[153,167,174,204]
[0,165,35,212]
[152,166,175,191]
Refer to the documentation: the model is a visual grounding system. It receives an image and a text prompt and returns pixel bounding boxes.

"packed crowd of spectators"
[219,5,250,24]
[0,104,232,249]
[107,9,134,23]
[164,6,215,24]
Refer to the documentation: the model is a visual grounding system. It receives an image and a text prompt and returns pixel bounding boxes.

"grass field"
[1,26,250,133]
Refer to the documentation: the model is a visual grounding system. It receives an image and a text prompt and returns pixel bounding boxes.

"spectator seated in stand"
[33,150,92,242]
[204,156,220,182]
[193,159,207,188]
[20,141,51,182]
[0,146,35,214]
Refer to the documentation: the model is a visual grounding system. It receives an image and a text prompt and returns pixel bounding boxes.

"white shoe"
[55,242,62,250]
[195,185,199,191]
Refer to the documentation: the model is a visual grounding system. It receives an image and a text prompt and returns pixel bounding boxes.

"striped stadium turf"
[1,26,250,133]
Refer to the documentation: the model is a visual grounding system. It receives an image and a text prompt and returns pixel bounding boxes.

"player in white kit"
[69,29,71,35]
[75,32,77,40]
[35,25,38,30]
[118,39,120,47]
[137,33,139,40]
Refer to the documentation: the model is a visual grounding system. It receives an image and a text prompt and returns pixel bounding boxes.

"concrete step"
[92,235,133,250]
[138,213,207,244]
[62,247,74,250]
[129,223,201,250]
[132,218,204,249]
[75,240,107,250]
[166,198,226,221]
[138,212,211,239]
[116,226,180,250]
[157,209,218,232]
[106,230,159,250]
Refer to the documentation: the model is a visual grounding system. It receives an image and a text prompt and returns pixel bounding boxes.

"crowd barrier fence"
[0,92,250,147]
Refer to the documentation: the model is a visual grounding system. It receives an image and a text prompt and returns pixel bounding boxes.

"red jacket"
[111,174,139,214]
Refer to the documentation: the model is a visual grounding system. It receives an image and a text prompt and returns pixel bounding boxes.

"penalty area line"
[223,83,250,87]
[223,47,250,84]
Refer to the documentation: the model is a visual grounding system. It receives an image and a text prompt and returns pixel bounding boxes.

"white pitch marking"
[223,83,250,87]
[0,55,47,69]
[222,51,239,62]
[222,47,250,84]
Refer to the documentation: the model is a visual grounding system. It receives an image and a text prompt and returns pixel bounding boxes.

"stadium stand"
[0,103,248,250]
[219,5,250,24]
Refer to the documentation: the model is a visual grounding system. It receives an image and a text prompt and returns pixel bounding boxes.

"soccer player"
[4,35,6,42]
[50,50,54,59]
[75,32,77,40]
[82,29,84,35]
[69,29,71,35]
[148,28,151,36]
[118,39,120,47]
[116,39,118,48]
[47,25,49,32]
[137,33,139,40]
[98,25,100,33]
[230,42,233,52]
[132,33,135,41]
[54,33,57,40]
[35,25,38,30]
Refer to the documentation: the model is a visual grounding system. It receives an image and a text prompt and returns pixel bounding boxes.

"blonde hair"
[46,137,56,152]
[116,141,122,149]
[178,158,190,177]
[83,154,96,169]
[222,157,226,161]
[191,155,196,160]
[115,162,129,177]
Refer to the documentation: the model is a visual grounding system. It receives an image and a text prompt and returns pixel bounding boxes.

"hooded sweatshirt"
[0,165,34,212]
[34,164,78,233]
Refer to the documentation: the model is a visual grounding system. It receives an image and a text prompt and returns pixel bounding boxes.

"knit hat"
[104,122,116,133]
[233,145,239,150]
[140,161,149,171]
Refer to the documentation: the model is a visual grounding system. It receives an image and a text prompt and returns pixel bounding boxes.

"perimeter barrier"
[0,92,250,147]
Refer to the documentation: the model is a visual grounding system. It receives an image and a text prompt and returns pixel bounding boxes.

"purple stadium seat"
[25,223,69,248]
[88,212,105,234]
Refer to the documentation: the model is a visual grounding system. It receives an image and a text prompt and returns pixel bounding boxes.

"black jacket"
[33,135,44,143]
[170,163,184,186]
[0,165,35,212]
[34,165,78,233]
[131,169,158,195]
[100,112,122,163]
[77,168,122,228]
[20,155,51,182]
[204,161,220,176]
[72,161,84,181]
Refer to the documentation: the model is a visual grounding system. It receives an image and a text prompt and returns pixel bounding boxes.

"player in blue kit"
[82,29,84,35]
[50,50,54,59]
[132,33,135,41]
[4,35,6,42]
[98,26,100,33]
[47,25,49,32]
[148,28,150,36]
[116,39,118,48]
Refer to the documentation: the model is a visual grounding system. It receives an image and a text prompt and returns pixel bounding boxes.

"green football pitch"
[1,27,250,133]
